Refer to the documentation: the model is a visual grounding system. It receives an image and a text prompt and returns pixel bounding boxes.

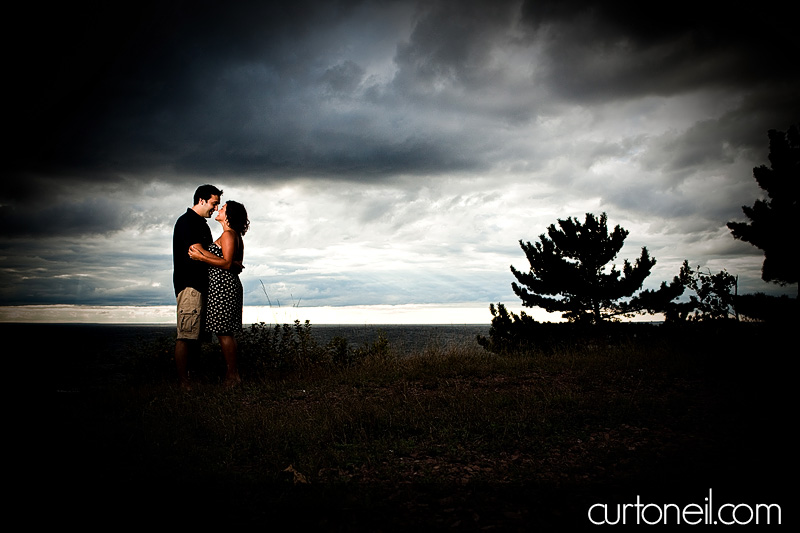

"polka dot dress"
[204,243,243,335]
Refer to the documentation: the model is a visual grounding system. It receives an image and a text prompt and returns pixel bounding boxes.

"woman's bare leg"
[219,335,241,386]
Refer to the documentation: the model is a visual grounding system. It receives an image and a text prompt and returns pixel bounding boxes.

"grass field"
[52,321,789,529]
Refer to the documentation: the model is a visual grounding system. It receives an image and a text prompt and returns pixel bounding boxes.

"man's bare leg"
[175,339,192,389]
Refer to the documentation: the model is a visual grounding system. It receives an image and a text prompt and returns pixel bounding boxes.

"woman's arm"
[188,231,237,270]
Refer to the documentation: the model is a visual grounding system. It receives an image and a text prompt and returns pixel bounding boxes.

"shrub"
[238,321,396,376]
[238,320,327,376]
[476,303,540,354]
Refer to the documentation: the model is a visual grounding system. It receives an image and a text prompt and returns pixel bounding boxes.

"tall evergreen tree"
[510,212,660,323]
[727,125,799,295]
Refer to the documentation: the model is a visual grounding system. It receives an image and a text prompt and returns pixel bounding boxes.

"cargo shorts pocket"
[176,287,203,339]
[179,307,199,332]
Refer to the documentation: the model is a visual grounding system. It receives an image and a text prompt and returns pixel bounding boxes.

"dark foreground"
[47,322,791,530]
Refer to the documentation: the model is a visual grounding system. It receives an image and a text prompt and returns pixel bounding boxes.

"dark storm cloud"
[517,0,799,169]
[391,0,521,92]
[16,1,439,179]
[521,0,798,96]
[10,0,797,185]
[0,198,131,237]
[11,1,312,175]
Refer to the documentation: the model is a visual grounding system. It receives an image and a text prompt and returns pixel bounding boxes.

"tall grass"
[96,323,747,481]
[58,321,789,528]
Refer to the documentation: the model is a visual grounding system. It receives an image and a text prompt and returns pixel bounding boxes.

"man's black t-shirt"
[173,208,213,297]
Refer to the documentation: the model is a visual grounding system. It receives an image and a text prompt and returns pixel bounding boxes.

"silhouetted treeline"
[477,302,796,356]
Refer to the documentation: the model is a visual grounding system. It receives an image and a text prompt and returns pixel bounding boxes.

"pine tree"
[727,125,799,295]
[510,212,661,323]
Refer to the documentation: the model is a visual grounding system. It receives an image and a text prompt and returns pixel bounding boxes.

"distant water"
[300,324,490,354]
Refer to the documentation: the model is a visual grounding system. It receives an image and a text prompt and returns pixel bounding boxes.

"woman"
[188,200,249,386]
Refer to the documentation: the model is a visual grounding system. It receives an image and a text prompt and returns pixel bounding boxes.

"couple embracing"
[172,184,250,389]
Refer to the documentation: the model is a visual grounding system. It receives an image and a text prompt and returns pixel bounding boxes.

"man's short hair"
[194,184,223,205]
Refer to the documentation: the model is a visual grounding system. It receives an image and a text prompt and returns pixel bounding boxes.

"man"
[173,184,222,388]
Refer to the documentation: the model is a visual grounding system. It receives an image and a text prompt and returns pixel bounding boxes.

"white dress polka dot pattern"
[204,242,243,335]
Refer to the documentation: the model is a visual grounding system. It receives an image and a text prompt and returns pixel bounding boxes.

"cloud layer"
[3,0,798,314]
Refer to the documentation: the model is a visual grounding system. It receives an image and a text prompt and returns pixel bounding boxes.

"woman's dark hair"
[225,200,250,236]
[194,184,223,205]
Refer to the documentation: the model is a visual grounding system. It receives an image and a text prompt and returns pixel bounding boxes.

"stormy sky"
[3,0,798,321]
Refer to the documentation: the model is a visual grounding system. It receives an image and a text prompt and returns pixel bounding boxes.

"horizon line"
[0,303,670,325]
[0,303,544,325]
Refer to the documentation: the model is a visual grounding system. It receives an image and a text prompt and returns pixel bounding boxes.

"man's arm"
[188,232,243,272]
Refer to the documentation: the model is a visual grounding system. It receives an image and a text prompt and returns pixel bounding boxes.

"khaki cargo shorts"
[176,287,204,340]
